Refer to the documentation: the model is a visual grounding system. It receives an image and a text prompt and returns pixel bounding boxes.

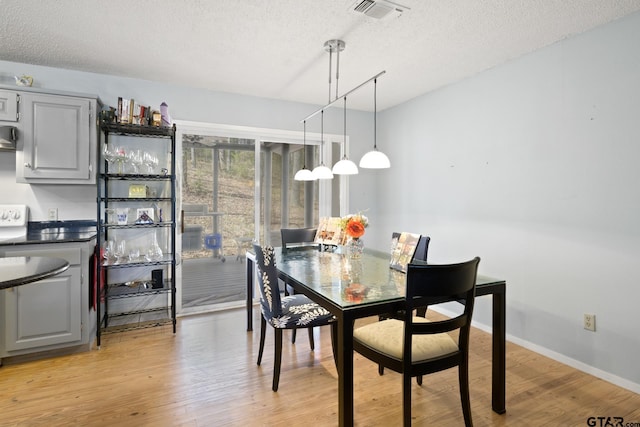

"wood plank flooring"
[1,307,639,426]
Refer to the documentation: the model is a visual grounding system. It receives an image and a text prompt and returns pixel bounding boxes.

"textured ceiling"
[2,0,640,111]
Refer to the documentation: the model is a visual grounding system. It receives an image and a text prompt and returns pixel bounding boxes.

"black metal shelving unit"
[96,122,177,346]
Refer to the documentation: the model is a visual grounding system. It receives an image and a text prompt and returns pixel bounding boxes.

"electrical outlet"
[584,314,596,332]
[48,208,58,221]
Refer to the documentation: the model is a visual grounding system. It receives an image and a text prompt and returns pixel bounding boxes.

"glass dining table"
[245,246,506,427]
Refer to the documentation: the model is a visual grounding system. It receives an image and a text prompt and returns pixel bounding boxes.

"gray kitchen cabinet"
[0,241,96,360]
[4,265,81,351]
[0,90,18,122]
[16,91,99,184]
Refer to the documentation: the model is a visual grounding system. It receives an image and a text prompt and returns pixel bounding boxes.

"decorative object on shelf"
[14,75,33,87]
[294,120,315,181]
[152,110,162,126]
[299,39,388,175]
[116,208,129,225]
[359,78,391,169]
[160,102,171,127]
[135,208,154,224]
[146,232,163,261]
[341,213,368,258]
[128,184,149,198]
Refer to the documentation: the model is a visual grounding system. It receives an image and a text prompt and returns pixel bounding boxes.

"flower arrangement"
[341,213,369,239]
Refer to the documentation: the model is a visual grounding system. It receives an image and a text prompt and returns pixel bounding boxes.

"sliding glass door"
[174,122,345,315]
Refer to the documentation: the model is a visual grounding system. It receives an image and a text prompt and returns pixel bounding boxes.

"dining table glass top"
[274,246,500,309]
[275,246,411,308]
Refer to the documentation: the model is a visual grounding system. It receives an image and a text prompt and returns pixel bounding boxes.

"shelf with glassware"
[96,122,177,346]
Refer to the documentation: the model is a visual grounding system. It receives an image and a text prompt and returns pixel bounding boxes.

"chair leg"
[402,372,412,426]
[378,365,384,376]
[257,317,267,366]
[308,327,315,350]
[330,322,338,370]
[416,305,428,317]
[273,328,283,392]
[459,359,473,427]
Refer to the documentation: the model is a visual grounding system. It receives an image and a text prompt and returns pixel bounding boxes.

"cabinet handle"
[181,210,184,233]
[24,162,32,169]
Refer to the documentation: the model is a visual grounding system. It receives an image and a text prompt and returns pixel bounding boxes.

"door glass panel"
[181,134,255,309]
[259,142,319,247]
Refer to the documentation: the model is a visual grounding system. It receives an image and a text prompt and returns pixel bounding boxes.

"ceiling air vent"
[350,0,409,20]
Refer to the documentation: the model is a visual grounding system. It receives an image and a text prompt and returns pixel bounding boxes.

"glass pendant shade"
[312,164,334,179]
[333,96,358,175]
[294,167,315,181]
[332,157,359,175]
[360,78,390,169]
[312,111,334,180]
[359,149,390,168]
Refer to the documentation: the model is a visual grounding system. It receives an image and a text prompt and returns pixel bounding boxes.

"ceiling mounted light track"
[298,39,390,176]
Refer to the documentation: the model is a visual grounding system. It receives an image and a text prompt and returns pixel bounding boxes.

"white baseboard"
[431,306,640,395]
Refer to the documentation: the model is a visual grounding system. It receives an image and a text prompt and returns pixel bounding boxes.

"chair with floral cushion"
[280,227,318,344]
[253,243,336,391]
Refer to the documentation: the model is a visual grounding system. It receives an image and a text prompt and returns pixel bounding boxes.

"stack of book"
[116,97,154,126]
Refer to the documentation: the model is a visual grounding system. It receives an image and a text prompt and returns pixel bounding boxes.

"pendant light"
[359,78,390,169]
[332,96,359,175]
[294,120,315,181]
[312,110,334,179]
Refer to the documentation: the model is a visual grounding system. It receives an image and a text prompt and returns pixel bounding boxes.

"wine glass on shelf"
[143,152,159,174]
[102,145,116,173]
[113,146,126,174]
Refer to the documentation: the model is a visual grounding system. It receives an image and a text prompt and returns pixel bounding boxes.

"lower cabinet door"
[4,266,81,351]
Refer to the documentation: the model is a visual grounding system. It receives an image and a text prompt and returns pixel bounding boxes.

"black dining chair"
[280,227,317,250]
[353,257,480,426]
[253,243,336,392]
[378,232,432,377]
[280,227,318,343]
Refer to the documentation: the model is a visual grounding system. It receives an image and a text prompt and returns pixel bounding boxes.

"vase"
[347,237,364,259]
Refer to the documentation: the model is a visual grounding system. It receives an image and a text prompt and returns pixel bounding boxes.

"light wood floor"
[1,307,639,426]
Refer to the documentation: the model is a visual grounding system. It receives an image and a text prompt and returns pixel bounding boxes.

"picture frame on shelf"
[135,208,154,224]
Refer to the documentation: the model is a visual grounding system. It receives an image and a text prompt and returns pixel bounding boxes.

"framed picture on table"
[314,217,345,246]
[390,232,421,273]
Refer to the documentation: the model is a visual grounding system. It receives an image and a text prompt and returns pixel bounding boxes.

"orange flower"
[346,218,365,238]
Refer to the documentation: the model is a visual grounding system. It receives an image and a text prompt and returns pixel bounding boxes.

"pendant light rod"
[374,78,378,149]
[300,70,386,123]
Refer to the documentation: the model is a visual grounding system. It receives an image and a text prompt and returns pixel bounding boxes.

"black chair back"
[281,227,317,249]
[403,258,480,359]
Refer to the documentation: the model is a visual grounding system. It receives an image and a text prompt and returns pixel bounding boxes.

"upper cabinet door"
[19,93,96,183]
[0,90,18,122]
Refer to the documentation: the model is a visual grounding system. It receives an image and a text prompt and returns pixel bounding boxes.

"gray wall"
[362,11,640,391]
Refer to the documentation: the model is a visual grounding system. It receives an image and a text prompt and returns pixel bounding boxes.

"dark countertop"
[0,220,97,246]
[0,256,70,289]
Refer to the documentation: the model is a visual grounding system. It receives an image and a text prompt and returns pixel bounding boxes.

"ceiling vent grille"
[350,0,408,20]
